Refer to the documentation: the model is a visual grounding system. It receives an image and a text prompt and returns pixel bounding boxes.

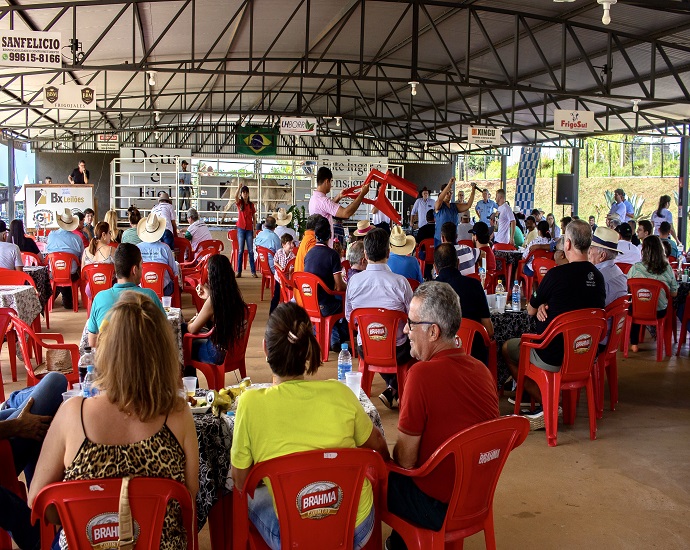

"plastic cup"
[62,389,81,402]
[162,296,172,308]
[182,376,197,397]
[345,372,362,396]
[496,294,507,311]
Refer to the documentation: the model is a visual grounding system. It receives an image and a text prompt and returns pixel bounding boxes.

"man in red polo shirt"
[386,281,499,550]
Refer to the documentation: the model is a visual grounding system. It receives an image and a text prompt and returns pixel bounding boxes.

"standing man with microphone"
[68,160,89,184]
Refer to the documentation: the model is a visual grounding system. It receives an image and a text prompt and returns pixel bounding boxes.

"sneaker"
[523,408,545,431]
[379,387,397,409]
[236,272,242,278]
[508,397,536,408]
[252,272,258,278]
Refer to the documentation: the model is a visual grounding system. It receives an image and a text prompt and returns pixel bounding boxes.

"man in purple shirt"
[308,167,370,245]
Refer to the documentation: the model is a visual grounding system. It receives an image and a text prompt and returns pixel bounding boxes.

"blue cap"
[341,343,348,350]
[86,365,95,372]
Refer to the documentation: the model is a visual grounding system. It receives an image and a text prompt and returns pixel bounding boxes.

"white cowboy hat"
[56,208,79,231]
[354,219,373,237]
[272,208,292,226]
[137,212,166,243]
[389,225,416,256]
[158,191,172,203]
[591,226,622,254]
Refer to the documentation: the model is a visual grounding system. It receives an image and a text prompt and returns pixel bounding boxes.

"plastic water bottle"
[82,365,98,398]
[512,281,521,311]
[495,279,505,296]
[337,343,352,382]
[78,347,95,384]
[478,266,486,290]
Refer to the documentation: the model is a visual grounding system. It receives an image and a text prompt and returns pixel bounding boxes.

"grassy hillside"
[459,176,685,243]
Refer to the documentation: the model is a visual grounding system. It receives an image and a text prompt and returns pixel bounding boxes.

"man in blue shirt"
[254,215,282,273]
[410,187,435,229]
[87,243,164,347]
[608,191,627,221]
[388,225,423,283]
[434,177,477,246]
[137,213,179,296]
[616,188,634,220]
[475,188,497,226]
[46,208,85,309]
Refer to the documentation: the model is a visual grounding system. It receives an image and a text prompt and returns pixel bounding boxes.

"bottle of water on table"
[82,365,98,398]
[337,343,352,382]
[512,280,521,311]
[78,346,95,384]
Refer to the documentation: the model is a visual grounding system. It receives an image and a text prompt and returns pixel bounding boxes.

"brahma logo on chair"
[366,322,387,341]
[616,316,626,334]
[478,448,500,464]
[144,272,159,284]
[85,512,140,549]
[637,288,652,302]
[573,334,592,354]
[55,260,67,270]
[301,283,312,297]
[93,273,107,285]
[296,481,343,519]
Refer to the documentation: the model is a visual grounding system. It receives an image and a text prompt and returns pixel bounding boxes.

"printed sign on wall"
[0,30,61,68]
[43,84,96,110]
[553,109,596,133]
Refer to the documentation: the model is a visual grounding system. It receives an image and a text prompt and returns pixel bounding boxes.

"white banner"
[317,156,388,188]
[25,184,94,229]
[553,109,596,133]
[96,133,119,151]
[43,84,96,110]
[279,116,318,135]
[467,126,502,146]
[0,30,61,68]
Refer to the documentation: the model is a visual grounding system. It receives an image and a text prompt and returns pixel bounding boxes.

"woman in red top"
[235,182,257,277]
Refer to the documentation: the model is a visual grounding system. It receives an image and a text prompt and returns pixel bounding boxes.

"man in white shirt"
[410,187,435,229]
[494,189,515,245]
[272,208,298,241]
[615,222,641,265]
[182,208,212,251]
[457,212,474,242]
[0,221,23,271]
[150,191,178,249]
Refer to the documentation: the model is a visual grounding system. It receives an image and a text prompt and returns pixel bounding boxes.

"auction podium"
[23,184,94,229]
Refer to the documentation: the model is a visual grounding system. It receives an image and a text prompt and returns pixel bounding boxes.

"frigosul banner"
[0,30,61,68]
[553,109,596,133]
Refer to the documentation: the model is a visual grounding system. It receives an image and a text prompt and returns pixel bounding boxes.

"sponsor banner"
[296,481,343,519]
[25,184,94,229]
[553,109,596,133]
[0,30,61,68]
[236,125,278,156]
[317,156,388,189]
[96,133,119,151]
[43,84,96,110]
[279,116,317,136]
[467,126,502,146]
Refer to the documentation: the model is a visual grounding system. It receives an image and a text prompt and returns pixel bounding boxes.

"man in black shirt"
[414,210,435,244]
[434,243,493,364]
[502,219,605,428]
[68,160,89,184]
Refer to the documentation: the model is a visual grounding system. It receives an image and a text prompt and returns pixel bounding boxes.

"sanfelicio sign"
[553,109,596,133]
[467,126,502,146]
[279,117,318,135]
[0,30,61,68]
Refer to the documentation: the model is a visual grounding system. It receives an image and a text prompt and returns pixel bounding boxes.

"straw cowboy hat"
[354,219,373,237]
[137,212,166,243]
[591,226,622,254]
[56,208,79,231]
[389,225,416,256]
[272,207,292,226]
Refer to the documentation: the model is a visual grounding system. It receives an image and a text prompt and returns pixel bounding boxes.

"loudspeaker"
[556,174,576,205]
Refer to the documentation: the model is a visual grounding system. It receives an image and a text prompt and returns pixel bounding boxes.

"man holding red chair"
[386,282,498,550]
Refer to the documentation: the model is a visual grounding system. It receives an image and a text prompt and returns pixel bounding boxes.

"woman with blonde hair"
[103,209,122,243]
[29,292,199,549]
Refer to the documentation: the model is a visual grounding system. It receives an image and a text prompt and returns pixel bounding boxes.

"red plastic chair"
[173,236,194,264]
[141,262,181,308]
[348,308,414,401]
[233,448,387,550]
[182,255,213,313]
[531,257,556,298]
[381,416,529,549]
[617,262,633,274]
[255,246,276,301]
[458,239,474,248]
[624,278,672,362]
[196,239,224,257]
[406,278,420,291]
[292,272,345,362]
[457,318,497,391]
[415,239,434,276]
[10,312,79,388]
[492,243,517,289]
[228,229,249,272]
[0,269,43,364]
[275,258,295,304]
[513,308,607,446]
[0,439,27,549]
[31,477,197,550]
[183,303,257,389]
[46,252,81,313]
[594,296,629,418]
[81,263,115,315]
[21,252,43,266]
[0,308,17,396]
[517,249,553,298]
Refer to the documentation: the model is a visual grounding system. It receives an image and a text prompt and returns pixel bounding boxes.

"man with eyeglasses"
[385,281,498,550]
[345,228,413,410]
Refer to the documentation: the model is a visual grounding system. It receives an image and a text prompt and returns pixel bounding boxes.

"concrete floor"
[4,248,690,549]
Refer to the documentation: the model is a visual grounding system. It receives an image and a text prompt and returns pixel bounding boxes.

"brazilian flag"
[236,125,278,156]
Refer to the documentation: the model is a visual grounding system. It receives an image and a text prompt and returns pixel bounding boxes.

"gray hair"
[187,208,199,221]
[347,241,365,266]
[565,219,592,252]
[413,281,462,340]
[602,248,618,261]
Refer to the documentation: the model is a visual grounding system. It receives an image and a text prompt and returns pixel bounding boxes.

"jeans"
[320,296,349,348]
[179,187,191,216]
[237,228,256,274]
[191,339,225,365]
[248,485,375,550]
[164,280,175,297]
[1,372,67,486]
[161,229,175,250]
[0,487,40,550]
[386,472,448,549]
[270,281,281,314]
